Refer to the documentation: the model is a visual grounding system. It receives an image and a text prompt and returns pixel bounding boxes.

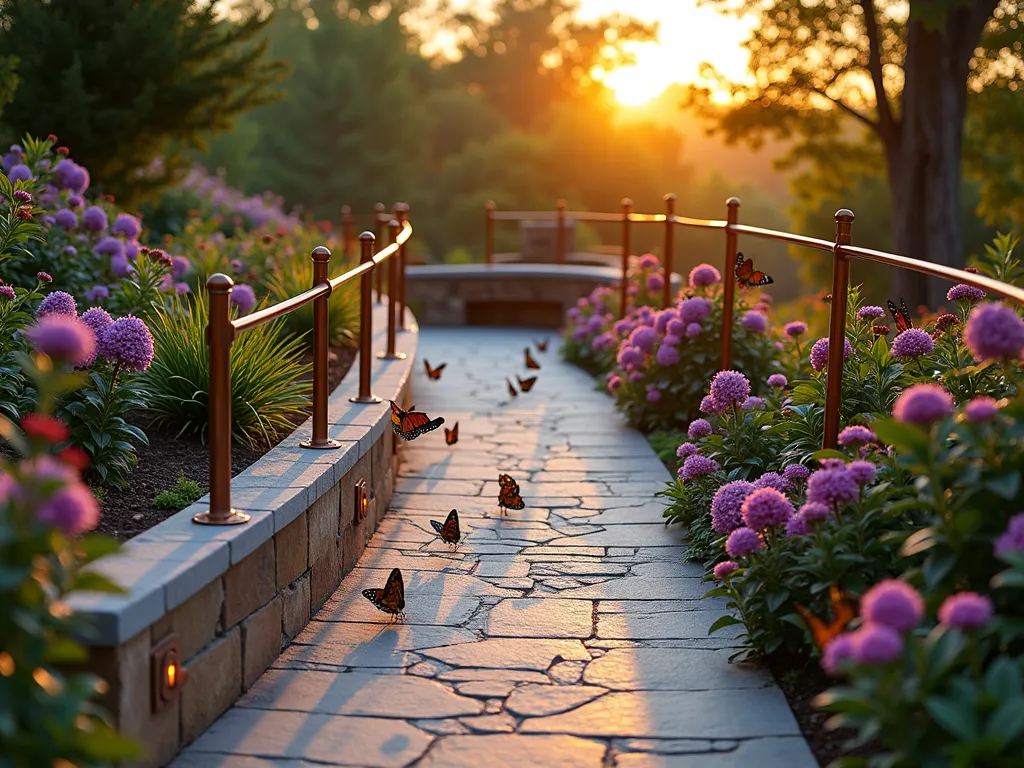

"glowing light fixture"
[151,634,187,713]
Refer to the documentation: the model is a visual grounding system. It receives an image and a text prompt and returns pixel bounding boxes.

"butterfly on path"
[361,567,405,620]
[517,375,537,393]
[735,252,774,288]
[430,508,461,548]
[887,298,913,333]
[444,422,459,446]
[497,473,526,515]
[524,348,541,370]
[507,378,518,399]
[794,585,857,650]
[535,338,549,353]
[389,400,444,441]
[424,360,447,380]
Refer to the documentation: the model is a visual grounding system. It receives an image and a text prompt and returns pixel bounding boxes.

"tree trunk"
[888,0,997,310]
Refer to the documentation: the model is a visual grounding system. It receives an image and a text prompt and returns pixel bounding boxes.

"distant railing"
[196,204,412,527]
[486,197,1024,450]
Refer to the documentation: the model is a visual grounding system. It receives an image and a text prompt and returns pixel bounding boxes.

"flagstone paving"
[173,328,815,768]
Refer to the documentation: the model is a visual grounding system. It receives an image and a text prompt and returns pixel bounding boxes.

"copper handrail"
[196,208,412,526]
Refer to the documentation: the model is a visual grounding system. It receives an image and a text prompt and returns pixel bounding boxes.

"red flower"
[56,146,70,157]
[57,446,91,472]
[47,134,59,143]
[22,414,70,443]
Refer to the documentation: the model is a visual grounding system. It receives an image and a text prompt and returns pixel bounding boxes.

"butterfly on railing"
[497,473,526,515]
[535,338,549,353]
[389,401,444,441]
[735,252,774,288]
[794,585,857,650]
[524,348,541,370]
[424,360,446,380]
[362,567,405,621]
[444,423,459,446]
[517,375,537,393]
[887,298,913,333]
[430,508,461,548]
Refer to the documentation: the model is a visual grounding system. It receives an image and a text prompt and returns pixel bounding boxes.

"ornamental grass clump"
[265,251,361,347]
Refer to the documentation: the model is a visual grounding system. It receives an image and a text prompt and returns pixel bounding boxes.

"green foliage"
[660,473,724,563]
[142,289,310,448]
[646,428,687,472]
[153,474,205,510]
[264,251,360,347]
[0,0,287,204]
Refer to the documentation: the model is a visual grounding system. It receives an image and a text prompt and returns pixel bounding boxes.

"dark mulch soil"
[97,345,356,541]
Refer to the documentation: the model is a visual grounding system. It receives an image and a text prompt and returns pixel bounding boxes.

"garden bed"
[97,345,356,540]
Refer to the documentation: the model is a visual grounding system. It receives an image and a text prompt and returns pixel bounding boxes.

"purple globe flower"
[95,236,126,259]
[767,373,787,388]
[676,442,698,459]
[654,310,677,334]
[62,246,77,257]
[54,208,77,229]
[99,316,154,372]
[784,321,807,338]
[847,460,877,486]
[628,371,644,383]
[838,425,876,446]
[689,264,720,288]
[963,396,999,423]
[592,331,617,351]
[53,159,89,193]
[713,561,739,580]
[786,514,810,538]
[783,464,810,484]
[231,284,257,315]
[567,307,581,322]
[645,385,662,403]
[661,334,680,347]
[963,302,1024,361]
[647,273,664,293]
[711,480,756,534]
[891,328,934,360]
[171,256,191,279]
[850,624,904,665]
[822,634,855,676]
[67,194,84,208]
[111,214,142,240]
[809,337,853,372]
[741,311,768,335]
[613,319,635,337]
[27,315,96,365]
[110,254,134,278]
[807,466,859,507]
[7,163,32,183]
[687,418,713,440]
[679,297,712,324]
[666,318,687,337]
[741,487,794,531]
[700,394,725,415]
[947,283,985,303]
[856,305,885,322]
[798,501,831,524]
[38,290,77,317]
[938,592,993,630]
[82,206,108,232]
[892,384,954,424]
[685,323,702,338]
[725,527,763,558]
[860,579,924,632]
[741,396,766,410]
[710,370,751,406]
[607,374,622,393]
[78,307,114,366]
[656,344,680,366]
[678,454,719,481]
[617,345,644,369]
[753,471,789,492]
[638,253,660,270]
[995,514,1024,558]
[36,478,100,535]
[629,326,659,353]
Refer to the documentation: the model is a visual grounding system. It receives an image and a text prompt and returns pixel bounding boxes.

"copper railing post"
[194,274,250,526]
[663,193,676,309]
[485,201,495,265]
[396,203,411,331]
[350,233,381,404]
[374,203,386,302]
[556,199,566,265]
[619,198,633,319]
[341,205,354,260]
[301,247,341,449]
[378,219,406,361]
[823,209,855,449]
[721,197,741,369]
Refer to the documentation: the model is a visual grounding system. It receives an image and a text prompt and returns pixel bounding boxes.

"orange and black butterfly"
[887,298,913,333]
[444,422,459,446]
[424,360,446,380]
[517,375,537,393]
[507,378,518,399]
[535,338,549,353]
[794,585,857,650]
[497,473,526,515]
[735,252,774,288]
[362,567,405,620]
[389,400,444,441]
[524,348,541,370]
[430,509,461,548]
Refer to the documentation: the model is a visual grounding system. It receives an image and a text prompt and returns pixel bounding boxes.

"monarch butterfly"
[517,375,537,393]
[362,567,405,620]
[535,338,549,353]
[887,298,913,333]
[497,473,526,515]
[735,252,774,287]
[794,585,857,650]
[444,422,459,446]
[424,360,446,380]
[507,378,518,399]
[524,348,541,370]
[389,401,444,441]
[430,508,461,547]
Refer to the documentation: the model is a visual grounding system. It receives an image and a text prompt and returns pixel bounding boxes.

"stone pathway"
[174,329,815,767]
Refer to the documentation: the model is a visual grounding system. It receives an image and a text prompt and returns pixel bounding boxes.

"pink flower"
[27,315,96,366]
[607,375,622,393]
[860,580,924,632]
[892,384,954,424]
[821,633,855,676]
[838,425,876,446]
[741,487,793,531]
[850,624,904,665]
[713,561,739,580]
[36,479,100,535]
[938,592,993,630]
[725,527,763,558]
[963,396,999,423]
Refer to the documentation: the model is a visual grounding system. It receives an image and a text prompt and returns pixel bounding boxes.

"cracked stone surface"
[172,329,814,768]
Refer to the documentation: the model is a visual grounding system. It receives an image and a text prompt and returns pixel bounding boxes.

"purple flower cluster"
[741,487,793,531]
[861,580,924,632]
[713,561,739,580]
[699,395,723,415]
[645,384,662,403]
[963,302,1024,361]
[27,315,96,366]
[231,284,257,315]
[783,321,807,338]
[98,316,154,372]
[995,514,1024,558]
[711,480,755,534]
[891,328,934,360]
[710,370,751,407]
[679,297,711,324]
[753,471,789,492]
[963,396,999,423]
[856,306,885,322]
[725,527,763,558]
[53,159,90,193]
[687,419,713,440]
[676,442,698,459]
[838,425,876,446]
[938,592,993,630]
[38,290,77,317]
[847,460,876,486]
[689,264,720,288]
[112,213,142,240]
[806,464,859,507]
[678,454,719,481]
[767,373,787,389]
[741,396,765,410]
[629,326,659,353]
[947,283,985,303]
[783,464,810,484]
[82,205,108,232]
[55,208,77,229]
[809,337,853,372]
[85,286,110,303]
[656,344,679,366]
[741,311,768,335]
[892,384,954,424]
